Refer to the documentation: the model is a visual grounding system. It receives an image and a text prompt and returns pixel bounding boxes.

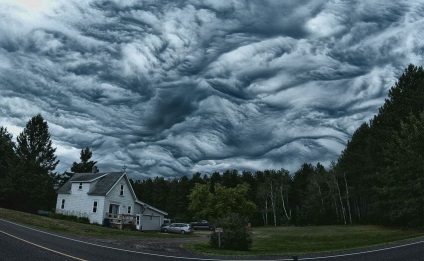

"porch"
[104,213,137,230]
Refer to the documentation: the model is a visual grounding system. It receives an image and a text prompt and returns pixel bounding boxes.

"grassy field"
[0,208,189,238]
[186,225,424,256]
[1,208,423,255]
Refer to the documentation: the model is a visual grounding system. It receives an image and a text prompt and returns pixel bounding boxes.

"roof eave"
[71,173,108,183]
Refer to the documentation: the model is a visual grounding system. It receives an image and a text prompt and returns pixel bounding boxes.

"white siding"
[104,177,135,217]
[134,203,165,230]
[56,193,106,224]
[56,182,107,225]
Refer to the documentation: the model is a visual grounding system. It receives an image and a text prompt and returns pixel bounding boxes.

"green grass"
[0,208,191,239]
[2,208,423,256]
[186,225,424,256]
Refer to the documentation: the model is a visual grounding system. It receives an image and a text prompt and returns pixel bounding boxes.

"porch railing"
[105,213,136,230]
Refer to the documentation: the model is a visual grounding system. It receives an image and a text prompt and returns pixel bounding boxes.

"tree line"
[133,64,424,227]
[1,64,423,227]
[131,164,351,226]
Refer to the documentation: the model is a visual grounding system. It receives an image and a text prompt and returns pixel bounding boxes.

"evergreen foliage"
[337,64,424,226]
[71,147,98,173]
[0,127,18,207]
[0,114,59,212]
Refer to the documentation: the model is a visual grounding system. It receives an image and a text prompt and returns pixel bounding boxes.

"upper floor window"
[127,206,131,214]
[78,183,83,190]
[61,199,65,209]
[120,184,124,196]
[92,201,98,213]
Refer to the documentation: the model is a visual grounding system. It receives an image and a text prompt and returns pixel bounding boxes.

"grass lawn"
[186,225,424,256]
[1,207,423,256]
[0,207,191,239]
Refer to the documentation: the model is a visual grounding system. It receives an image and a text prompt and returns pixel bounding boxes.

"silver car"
[161,223,194,234]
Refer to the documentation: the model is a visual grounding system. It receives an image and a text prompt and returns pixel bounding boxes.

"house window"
[79,183,83,190]
[127,206,131,214]
[92,201,98,213]
[120,184,124,196]
[61,199,65,209]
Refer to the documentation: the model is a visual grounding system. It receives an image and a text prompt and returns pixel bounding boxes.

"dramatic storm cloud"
[1,0,423,179]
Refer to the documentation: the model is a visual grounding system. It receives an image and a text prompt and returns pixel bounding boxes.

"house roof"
[56,172,124,195]
[135,200,168,215]
[71,172,107,182]
[88,172,124,196]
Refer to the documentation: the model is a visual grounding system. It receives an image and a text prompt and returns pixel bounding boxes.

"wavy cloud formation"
[1,0,423,178]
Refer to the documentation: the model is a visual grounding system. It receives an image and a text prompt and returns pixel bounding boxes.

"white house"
[55,172,167,231]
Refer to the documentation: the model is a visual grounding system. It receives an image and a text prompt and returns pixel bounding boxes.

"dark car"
[161,223,194,234]
[190,220,215,230]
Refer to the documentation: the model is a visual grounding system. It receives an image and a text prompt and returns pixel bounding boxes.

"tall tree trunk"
[279,186,290,221]
[334,175,346,225]
[354,196,361,222]
[357,193,362,222]
[265,199,268,226]
[317,181,324,213]
[269,184,277,226]
[344,173,352,225]
[311,177,324,214]
[326,180,339,222]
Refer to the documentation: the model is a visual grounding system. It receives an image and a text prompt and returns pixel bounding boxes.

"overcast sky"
[1,0,423,179]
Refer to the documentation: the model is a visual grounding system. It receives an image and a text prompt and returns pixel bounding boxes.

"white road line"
[0,229,88,261]
[299,240,424,260]
[0,218,423,261]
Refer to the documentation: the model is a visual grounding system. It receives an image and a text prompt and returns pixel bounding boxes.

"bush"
[209,213,252,251]
[49,213,90,224]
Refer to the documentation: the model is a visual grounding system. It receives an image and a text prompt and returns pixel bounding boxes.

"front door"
[109,204,119,214]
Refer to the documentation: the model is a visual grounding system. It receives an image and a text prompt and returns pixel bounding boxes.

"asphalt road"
[0,218,423,261]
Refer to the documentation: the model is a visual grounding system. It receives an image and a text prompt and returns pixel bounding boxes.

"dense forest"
[132,64,424,227]
[1,64,423,227]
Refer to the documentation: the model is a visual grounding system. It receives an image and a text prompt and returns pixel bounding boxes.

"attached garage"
[135,200,167,231]
[141,215,161,230]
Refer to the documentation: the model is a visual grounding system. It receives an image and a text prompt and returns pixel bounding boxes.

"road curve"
[0,218,423,261]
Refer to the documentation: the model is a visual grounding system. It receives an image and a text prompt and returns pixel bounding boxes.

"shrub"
[209,213,252,251]
[49,213,90,224]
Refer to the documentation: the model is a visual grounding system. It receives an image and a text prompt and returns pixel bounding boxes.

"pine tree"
[0,127,18,208]
[71,147,98,173]
[16,114,59,174]
[15,114,59,212]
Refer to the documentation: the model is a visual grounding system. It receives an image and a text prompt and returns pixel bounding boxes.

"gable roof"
[71,172,107,182]
[88,172,125,196]
[136,200,168,215]
[57,172,124,195]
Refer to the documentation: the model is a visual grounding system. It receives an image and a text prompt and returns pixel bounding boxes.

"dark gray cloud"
[1,0,423,179]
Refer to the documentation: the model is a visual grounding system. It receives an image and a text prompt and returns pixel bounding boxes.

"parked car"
[190,220,215,230]
[161,223,194,234]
